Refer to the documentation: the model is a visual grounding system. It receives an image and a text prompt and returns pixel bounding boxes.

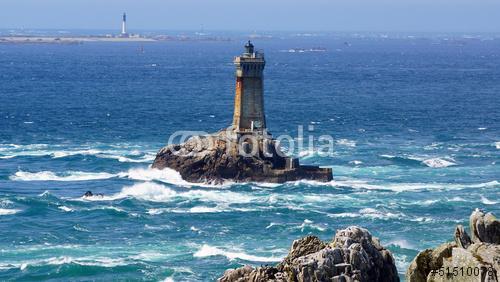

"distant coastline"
[0,35,232,44]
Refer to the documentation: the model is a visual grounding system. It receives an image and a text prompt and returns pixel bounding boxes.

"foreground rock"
[406,209,500,282]
[218,226,399,282]
[152,130,332,184]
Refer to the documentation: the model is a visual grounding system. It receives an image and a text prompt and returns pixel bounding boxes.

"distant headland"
[0,12,231,44]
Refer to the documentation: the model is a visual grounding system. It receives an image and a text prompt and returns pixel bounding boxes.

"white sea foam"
[387,239,415,250]
[73,225,89,232]
[130,252,167,262]
[422,158,457,168]
[58,206,73,212]
[113,182,177,202]
[380,154,457,168]
[327,212,360,218]
[10,170,117,181]
[495,142,500,149]
[0,208,20,215]
[193,245,282,262]
[480,195,498,205]
[336,139,356,147]
[0,155,15,159]
[0,143,156,163]
[297,219,326,232]
[123,167,234,188]
[14,256,129,269]
[123,167,191,186]
[359,208,403,220]
[325,178,499,192]
[447,196,467,202]
[328,208,416,221]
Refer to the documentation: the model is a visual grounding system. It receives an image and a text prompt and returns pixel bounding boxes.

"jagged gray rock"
[470,209,500,244]
[454,225,472,249]
[218,226,399,282]
[406,209,500,282]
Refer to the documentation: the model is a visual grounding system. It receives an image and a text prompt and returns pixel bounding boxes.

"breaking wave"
[0,208,21,215]
[193,244,282,262]
[380,154,457,168]
[336,139,356,147]
[480,195,498,205]
[10,170,117,181]
[422,158,456,168]
[79,181,256,205]
[293,177,499,192]
[327,208,408,221]
[0,143,156,163]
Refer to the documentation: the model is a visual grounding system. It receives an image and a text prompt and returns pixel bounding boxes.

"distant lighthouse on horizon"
[120,12,129,37]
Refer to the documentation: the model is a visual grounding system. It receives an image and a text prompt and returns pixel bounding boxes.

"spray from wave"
[193,244,282,262]
[10,171,117,181]
[380,154,457,168]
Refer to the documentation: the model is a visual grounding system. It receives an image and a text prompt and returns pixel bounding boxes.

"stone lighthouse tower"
[232,41,266,132]
[121,13,128,37]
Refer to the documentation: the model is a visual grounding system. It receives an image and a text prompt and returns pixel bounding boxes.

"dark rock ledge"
[218,226,399,282]
[152,130,332,184]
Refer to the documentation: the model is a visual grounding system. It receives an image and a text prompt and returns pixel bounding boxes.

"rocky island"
[153,42,332,183]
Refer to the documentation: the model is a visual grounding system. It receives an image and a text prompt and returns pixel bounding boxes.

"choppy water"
[0,35,499,281]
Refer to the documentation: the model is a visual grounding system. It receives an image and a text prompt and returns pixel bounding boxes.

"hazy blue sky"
[1,0,499,32]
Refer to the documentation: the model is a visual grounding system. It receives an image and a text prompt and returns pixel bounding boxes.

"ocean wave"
[83,182,177,202]
[328,208,431,222]
[286,177,499,192]
[77,180,257,205]
[193,244,282,262]
[380,154,456,168]
[147,206,236,214]
[124,167,234,188]
[12,256,129,270]
[293,177,499,192]
[0,208,21,215]
[58,206,73,212]
[10,170,117,181]
[0,143,156,163]
[123,167,191,186]
[422,158,456,168]
[336,139,356,147]
[296,219,327,232]
[386,239,416,250]
[9,167,203,186]
[480,195,498,205]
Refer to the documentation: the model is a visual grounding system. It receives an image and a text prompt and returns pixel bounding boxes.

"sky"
[0,0,499,32]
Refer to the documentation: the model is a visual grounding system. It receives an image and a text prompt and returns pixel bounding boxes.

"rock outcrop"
[152,130,332,184]
[218,226,399,282]
[406,209,500,282]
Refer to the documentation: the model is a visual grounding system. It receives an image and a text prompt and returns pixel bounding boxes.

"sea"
[0,32,499,281]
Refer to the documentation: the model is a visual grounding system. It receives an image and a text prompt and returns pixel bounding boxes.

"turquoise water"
[0,36,499,281]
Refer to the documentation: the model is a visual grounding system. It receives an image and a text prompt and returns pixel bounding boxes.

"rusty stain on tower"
[232,41,266,132]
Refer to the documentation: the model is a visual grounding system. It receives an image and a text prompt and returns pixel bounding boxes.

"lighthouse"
[232,41,266,132]
[121,13,128,37]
